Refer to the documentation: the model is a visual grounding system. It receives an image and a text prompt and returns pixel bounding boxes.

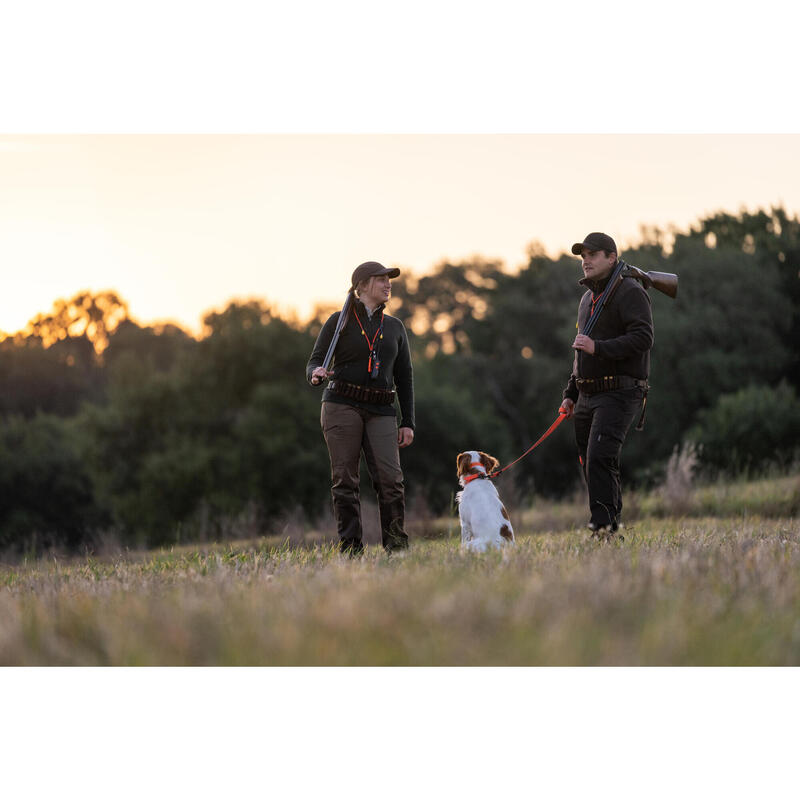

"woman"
[307,261,415,556]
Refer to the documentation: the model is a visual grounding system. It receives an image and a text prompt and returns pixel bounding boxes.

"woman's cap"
[351,261,401,288]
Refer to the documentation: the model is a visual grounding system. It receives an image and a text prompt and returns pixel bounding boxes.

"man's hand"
[398,427,414,448]
[572,334,595,354]
[559,398,575,419]
[310,367,333,385]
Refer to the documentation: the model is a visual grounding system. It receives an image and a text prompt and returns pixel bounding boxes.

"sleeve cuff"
[592,340,605,359]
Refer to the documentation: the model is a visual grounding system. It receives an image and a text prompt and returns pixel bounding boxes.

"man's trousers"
[573,387,644,529]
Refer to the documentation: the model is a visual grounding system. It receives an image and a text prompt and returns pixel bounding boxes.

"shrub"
[688,382,800,474]
[0,415,104,552]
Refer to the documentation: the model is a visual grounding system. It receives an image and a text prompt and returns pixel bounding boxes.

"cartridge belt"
[328,380,396,405]
[576,376,649,395]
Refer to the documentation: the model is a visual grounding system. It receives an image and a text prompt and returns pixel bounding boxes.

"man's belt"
[328,380,396,405]
[576,376,649,395]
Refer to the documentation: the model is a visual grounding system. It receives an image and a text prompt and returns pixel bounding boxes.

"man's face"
[580,248,616,281]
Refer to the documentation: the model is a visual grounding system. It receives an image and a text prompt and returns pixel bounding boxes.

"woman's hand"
[398,427,414,448]
[310,367,333,385]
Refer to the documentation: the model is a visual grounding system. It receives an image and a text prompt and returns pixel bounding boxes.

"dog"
[456,450,515,552]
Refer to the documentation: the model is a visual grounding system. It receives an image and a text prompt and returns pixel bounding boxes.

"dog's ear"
[456,452,472,476]
[478,451,499,474]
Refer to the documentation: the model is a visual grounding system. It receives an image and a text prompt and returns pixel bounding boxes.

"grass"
[2,513,799,665]
[635,471,800,519]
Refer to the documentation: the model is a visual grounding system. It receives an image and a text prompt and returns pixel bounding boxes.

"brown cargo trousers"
[321,401,409,554]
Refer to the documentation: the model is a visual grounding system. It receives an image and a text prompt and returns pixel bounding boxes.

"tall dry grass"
[2,515,799,666]
[660,441,701,514]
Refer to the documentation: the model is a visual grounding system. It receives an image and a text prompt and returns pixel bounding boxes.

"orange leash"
[486,410,569,480]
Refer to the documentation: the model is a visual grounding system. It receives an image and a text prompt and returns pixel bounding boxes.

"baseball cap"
[350,261,401,288]
[571,232,617,256]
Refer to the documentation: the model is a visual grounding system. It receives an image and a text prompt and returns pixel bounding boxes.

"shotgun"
[622,263,678,299]
[311,289,354,385]
[582,259,678,337]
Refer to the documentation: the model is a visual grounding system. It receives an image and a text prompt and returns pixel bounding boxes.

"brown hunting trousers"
[320,401,408,553]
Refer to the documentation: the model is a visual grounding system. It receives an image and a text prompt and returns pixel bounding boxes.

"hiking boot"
[587,522,623,543]
[382,516,409,553]
[339,538,365,558]
[587,521,606,540]
[385,546,409,559]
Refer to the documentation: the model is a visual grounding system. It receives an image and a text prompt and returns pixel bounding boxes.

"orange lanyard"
[351,307,384,374]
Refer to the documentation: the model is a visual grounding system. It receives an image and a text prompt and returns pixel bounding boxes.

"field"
[2,474,799,666]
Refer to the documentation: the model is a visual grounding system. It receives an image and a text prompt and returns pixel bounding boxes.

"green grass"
[635,472,800,519]
[2,514,799,665]
[511,471,800,533]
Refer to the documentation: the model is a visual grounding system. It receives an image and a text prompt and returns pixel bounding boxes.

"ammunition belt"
[328,380,396,405]
[576,376,649,395]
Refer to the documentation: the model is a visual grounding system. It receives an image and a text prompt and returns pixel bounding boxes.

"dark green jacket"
[306,299,415,429]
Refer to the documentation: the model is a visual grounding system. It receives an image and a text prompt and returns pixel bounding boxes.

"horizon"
[2,196,790,344]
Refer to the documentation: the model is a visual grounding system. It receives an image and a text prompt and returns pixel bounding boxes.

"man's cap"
[571,232,617,256]
[351,261,400,288]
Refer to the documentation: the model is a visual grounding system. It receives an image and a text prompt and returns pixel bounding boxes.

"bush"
[0,415,104,552]
[688,382,800,474]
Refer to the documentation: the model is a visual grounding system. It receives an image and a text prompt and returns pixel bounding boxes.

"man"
[307,261,415,556]
[559,232,653,540]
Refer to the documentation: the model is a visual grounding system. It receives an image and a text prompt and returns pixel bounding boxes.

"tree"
[389,258,504,358]
[623,236,793,474]
[22,290,129,356]
[686,206,800,389]
[0,414,103,552]
[0,334,101,417]
[81,300,330,544]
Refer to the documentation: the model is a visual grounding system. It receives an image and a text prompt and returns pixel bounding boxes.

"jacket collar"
[354,298,386,319]
[579,273,612,295]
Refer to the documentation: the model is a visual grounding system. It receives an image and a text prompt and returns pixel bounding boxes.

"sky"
[2,133,799,335]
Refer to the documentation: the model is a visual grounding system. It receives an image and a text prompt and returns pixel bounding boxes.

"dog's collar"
[462,462,487,484]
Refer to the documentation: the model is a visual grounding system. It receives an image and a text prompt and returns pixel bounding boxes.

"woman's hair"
[354,277,372,298]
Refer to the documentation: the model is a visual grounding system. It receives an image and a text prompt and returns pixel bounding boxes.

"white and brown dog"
[456,451,515,552]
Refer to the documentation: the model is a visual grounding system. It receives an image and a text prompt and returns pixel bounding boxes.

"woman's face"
[360,275,391,306]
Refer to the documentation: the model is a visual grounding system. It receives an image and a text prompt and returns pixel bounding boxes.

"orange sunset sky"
[1,134,798,336]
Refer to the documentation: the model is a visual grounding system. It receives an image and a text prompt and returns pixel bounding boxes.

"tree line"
[1,207,798,553]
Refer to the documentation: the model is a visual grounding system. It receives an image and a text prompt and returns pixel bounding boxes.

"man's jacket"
[306,299,415,429]
[563,273,654,403]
